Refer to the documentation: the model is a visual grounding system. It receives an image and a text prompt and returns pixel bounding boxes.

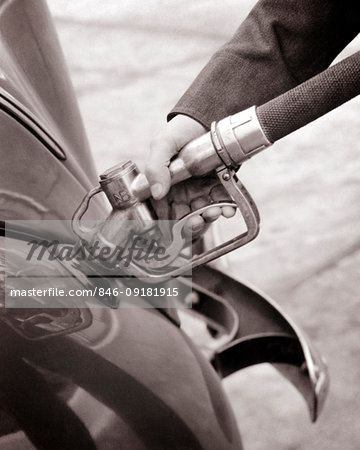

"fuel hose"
[256,51,360,143]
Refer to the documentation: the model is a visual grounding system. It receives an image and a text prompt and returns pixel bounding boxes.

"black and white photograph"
[0,0,359,448]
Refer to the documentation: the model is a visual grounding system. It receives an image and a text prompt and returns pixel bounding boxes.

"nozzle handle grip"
[131,131,222,201]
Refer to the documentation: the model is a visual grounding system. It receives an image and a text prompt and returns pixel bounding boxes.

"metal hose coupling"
[210,106,272,168]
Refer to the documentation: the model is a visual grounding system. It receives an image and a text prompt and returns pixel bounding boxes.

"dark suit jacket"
[168,0,359,129]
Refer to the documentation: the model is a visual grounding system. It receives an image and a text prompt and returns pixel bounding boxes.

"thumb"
[146,116,207,200]
[146,134,179,200]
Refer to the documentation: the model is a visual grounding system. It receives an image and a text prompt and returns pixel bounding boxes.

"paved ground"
[48,1,360,449]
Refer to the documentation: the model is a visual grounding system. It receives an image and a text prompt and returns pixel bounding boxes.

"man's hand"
[145,115,235,238]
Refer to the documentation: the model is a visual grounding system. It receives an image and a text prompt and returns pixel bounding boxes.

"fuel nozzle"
[72,160,156,258]
[99,161,155,223]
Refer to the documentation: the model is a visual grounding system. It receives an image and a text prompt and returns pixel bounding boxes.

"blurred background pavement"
[47,1,360,449]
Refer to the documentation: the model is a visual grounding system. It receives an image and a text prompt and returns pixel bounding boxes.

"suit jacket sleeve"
[168,0,359,129]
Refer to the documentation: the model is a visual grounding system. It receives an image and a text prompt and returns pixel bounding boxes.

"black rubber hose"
[256,51,360,143]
